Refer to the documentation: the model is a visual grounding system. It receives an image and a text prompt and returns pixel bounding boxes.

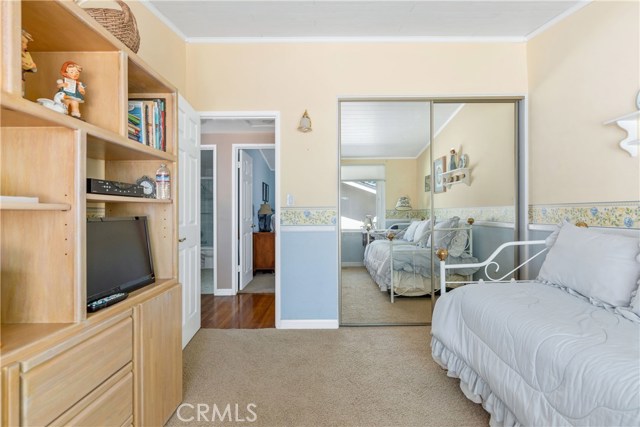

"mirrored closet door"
[429,101,519,302]
[339,98,521,326]
[340,100,434,325]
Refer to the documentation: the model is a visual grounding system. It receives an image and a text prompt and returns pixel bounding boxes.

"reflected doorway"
[200,147,216,295]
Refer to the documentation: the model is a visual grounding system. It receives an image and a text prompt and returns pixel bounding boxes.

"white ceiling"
[146,0,587,42]
[340,101,463,158]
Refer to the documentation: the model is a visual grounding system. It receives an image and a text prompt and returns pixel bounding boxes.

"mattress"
[364,239,478,293]
[431,282,640,426]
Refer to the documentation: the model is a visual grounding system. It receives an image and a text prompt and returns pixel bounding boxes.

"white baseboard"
[278,319,339,329]
[214,288,236,296]
[341,262,363,267]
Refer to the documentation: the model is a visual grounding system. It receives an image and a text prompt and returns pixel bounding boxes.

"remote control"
[87,292,128,313]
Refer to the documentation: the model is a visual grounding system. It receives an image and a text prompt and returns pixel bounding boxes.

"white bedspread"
[431,282,640,427]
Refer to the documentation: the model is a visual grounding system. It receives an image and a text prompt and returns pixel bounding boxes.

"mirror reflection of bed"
[339,99,520,325]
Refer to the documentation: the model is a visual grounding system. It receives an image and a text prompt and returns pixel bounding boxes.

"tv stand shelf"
[1,0,181,425]
[86,194,172,204]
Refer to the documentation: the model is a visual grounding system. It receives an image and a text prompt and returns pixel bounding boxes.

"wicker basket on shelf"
[84,0,140,53]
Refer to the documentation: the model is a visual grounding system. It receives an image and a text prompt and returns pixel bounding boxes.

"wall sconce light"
[395,196,412,211]
[297,110,312,133]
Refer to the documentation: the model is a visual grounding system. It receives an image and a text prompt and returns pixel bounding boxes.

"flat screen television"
[86,216,155,304]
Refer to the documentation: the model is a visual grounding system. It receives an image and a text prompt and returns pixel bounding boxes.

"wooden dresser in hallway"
[201,294,275,328]
[253,232,275,273]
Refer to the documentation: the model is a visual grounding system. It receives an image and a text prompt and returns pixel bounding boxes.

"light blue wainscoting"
[280,226,338,323]
[471,223,517,281]
[341,231,365,265]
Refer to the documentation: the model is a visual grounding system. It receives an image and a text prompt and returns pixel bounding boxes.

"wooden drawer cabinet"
[253,232,275,272]
[50,366,133,426]
[21,318,133,426]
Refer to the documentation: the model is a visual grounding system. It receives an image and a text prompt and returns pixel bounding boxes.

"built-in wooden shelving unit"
[1,1,182,424]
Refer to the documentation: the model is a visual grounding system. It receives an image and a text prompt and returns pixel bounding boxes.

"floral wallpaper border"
[432,206,515,223]
[386,209,429,220]
[529,202,640,229]
[280,207,337,226]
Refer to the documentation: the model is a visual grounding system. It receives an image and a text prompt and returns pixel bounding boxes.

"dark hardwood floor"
[201,293,275,329]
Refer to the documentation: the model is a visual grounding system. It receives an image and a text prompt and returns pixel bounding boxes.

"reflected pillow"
[429,216,460,250]
[403,220,421,242]
[538,223,640,307]
[448,229,468,257]
[412,220,432,246]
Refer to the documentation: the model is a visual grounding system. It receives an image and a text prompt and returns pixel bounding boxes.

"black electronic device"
[86,216,155,311]
[87,292,129,312]
[87,178,145,197]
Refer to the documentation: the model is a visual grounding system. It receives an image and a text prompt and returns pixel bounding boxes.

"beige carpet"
[240,272,275,293]
[341,267,432,324]
[166,327,489,427]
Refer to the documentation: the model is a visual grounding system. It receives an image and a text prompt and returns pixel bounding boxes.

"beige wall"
[186,43,528,208]
[81,1,188,95]
[432,103,516,208]
[201,133,275,290]
[527,0,640,205]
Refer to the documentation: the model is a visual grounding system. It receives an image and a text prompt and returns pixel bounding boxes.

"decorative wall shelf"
[604,103,640,157]
[442,167,470,189]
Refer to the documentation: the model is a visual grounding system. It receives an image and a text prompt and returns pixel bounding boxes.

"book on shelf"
[128,98,166,151]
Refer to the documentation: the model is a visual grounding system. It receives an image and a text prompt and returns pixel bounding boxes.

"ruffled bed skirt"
[430,336,522,427]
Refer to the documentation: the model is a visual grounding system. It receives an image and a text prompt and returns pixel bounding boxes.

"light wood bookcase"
[1,1,182,425]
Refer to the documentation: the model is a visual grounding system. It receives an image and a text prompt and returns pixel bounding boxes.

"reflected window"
[340,180,385,230]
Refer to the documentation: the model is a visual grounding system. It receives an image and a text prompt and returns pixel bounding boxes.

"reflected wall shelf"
[442,167,470,189]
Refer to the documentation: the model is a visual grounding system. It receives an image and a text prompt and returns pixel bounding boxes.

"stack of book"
[127,98,167,151]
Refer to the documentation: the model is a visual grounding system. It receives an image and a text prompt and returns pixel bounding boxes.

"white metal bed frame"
[366,218,475,303]
[437,239,548,294]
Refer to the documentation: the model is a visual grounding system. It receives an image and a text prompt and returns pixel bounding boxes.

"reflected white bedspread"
[431,282,640,426]
[364,239,478,293]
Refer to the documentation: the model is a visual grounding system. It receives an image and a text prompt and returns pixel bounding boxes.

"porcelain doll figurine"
[21,30,37,74]
[56,61,85,119]
[21,30,37,95]
[449,148,458,170]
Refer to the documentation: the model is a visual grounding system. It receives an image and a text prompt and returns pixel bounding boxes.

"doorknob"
[179,237,186,242]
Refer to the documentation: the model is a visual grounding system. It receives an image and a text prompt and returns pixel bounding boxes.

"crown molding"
[525,0,592,41]
[137,0,188,41]
[186,36,527,44]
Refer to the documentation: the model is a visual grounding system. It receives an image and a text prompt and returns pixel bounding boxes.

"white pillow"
[448,229,468,257]
[412,220,432,246]
[403,220,421,242]
[429,217,460,249]
[629,283,640,316]
[538,223,640,307]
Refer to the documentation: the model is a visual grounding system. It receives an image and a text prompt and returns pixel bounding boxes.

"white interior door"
[178,95,201,348]
[239,150,253,290]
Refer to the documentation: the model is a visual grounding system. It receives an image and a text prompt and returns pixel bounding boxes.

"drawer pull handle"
[179,237,186,243]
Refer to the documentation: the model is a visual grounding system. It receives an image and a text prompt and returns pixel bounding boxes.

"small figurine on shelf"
[56,61,86,119]
[449,148,458,171]
[21,30,37,96]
